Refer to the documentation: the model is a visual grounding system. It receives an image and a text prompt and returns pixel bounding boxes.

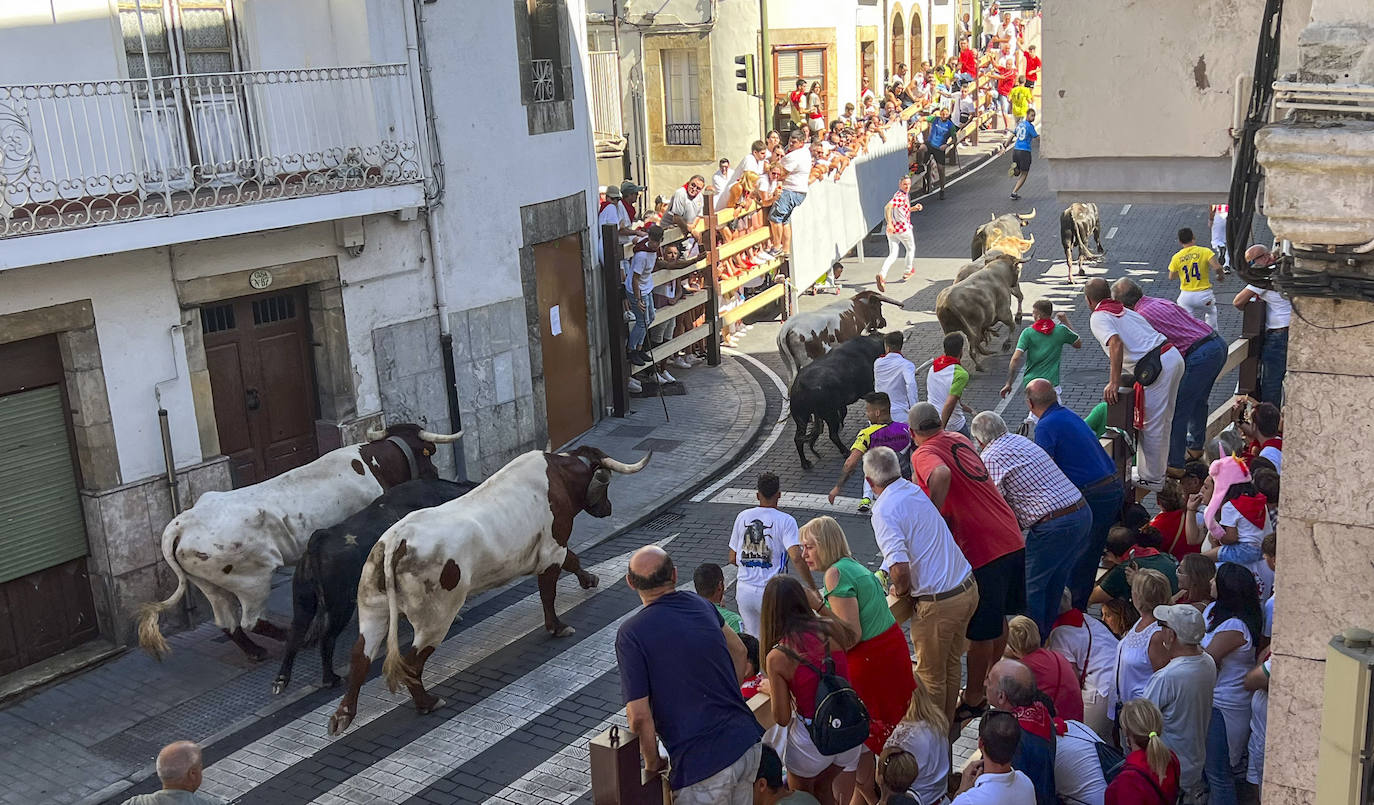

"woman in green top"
[1090,524,1180,605]
[800,516,916,804]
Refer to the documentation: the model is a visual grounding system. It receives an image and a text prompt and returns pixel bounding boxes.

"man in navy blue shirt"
[1024,379,1125,610]
[1009,107,1039,200]
[924,106,958,200]
[616,546,763,804]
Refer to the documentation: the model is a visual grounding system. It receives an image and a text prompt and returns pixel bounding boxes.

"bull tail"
[777,332,797,383]
[380,536,412,693]
[137,522,189,660]
[299,551,329,648]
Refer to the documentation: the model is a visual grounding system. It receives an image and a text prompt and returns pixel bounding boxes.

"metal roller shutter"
[0,385,88,584]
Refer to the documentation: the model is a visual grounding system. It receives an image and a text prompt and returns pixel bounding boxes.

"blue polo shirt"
[616,590,763,789]
[1033,403,1116,488]
[927,117,957,148]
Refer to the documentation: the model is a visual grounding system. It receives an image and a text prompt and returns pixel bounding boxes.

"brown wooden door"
[534,234,594,448]
[0,336,99,674]
[202,289,319,488]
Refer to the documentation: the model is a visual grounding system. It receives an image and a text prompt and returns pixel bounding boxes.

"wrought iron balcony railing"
[0,63,422,238]
[665,122,701,146]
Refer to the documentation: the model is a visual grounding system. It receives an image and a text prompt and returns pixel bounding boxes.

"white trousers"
[737,581,766,638]
[879,230,916,280]
[1136,348,1186,488]
[1177,288,1218,329]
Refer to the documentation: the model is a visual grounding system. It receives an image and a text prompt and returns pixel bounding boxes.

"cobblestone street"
[9,142,1270,805]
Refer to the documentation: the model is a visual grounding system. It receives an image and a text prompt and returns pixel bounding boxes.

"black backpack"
[1059,726,1126,787]
[778,642,870,756]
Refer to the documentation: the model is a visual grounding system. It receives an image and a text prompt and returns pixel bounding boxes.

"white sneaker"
[658,370,677,384]
[628,377,642,393]
[672,356,693,369]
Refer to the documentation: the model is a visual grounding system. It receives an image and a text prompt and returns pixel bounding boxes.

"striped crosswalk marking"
[1120,204,1131,215]
[1106,226,1119,240]
[708,486,865,511]
[197,537,676,801]
[310,566,735,804]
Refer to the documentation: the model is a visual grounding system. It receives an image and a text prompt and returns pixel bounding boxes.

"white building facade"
[0,0,601,674]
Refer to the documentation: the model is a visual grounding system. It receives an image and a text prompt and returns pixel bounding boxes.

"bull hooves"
[323,673,342,689]
[549,624,576,638]
[328,712,354,736]
[578,573,600,590]
[271,678,287,695]
[800,461,813,471]
[416,697,446,715]
[244,645,268,662]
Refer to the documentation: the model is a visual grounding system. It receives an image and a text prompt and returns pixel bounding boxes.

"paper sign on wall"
[550,305,562,336]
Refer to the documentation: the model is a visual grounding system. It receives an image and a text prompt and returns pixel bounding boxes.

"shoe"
[660,370,678,383]
[858,497,872,514]
[1009,193,1021,200]
[629,351,647,366]
[876,274,887,292]
[901,270,916,280]
[938,190,945,200]
[672,356,693,369]
[627,377,642,393]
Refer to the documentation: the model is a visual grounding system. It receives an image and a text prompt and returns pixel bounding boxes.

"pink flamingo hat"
[1204,455,1252,539]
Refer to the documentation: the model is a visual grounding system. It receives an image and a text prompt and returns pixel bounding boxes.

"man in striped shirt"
[1112,278,1225,472]
[971,411,1090,640]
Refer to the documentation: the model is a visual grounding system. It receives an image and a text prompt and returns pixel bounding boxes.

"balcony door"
[118,0,250,191]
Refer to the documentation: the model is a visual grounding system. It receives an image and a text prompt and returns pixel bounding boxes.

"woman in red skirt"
[800,516,916,804]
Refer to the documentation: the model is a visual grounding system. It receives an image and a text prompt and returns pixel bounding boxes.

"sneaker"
[857,497,872,514]
[1009,193,1021,200]
[672,355,693,369]
[659,370,678,384]
[629,351,648,366]
[876,274,887,292]
[627,377,642,393]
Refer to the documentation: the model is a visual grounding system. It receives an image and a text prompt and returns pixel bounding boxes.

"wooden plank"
[1218,336,1253,377]
[648,259,708,288]
[715,202,769,227]
[651,290,708,321]
[721,283,786,326]
[650,322,714,361]
[719,257,782,295]
[616,226,690,261]
[717,227,773,262]
[749,692,776,730]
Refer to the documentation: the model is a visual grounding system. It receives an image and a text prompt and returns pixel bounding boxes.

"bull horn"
[1017,208,1037,221]
[601,452,652,474]
[366,427,386,440]
[418,429,463,444]
[872,292,906,307]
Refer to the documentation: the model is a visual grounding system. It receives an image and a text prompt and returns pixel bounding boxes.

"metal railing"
[0,63,422,238]
[664,122,702,146]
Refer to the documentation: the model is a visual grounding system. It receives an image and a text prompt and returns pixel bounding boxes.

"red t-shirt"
[1025,54,1042,82]
[1022,648,1084,722]
[912,431,1024,568]
[779,631,848,719]
[1150,509,1197,561]
[997,65,1017,96]
[959,48,978,76]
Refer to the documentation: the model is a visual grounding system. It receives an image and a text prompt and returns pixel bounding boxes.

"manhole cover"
[642,511,684,531]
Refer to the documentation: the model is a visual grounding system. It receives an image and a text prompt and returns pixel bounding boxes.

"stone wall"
[372,314,458,478]
[449,299,542,480]
[80,458,231,644]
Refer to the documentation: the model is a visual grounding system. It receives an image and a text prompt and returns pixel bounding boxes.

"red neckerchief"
[1231,493,1269,530]
[622,198,637,219]
[933,355,961,372]
[1012,702,1054,740]
[1094,299,1126,316]
[790,90,805,107]
[1248,436,1282,459]
[1127,546,1161,560]
[1052,609,1085,630]
[598,198,618,213]
[1031,318,1056,335]
[1053,718,1072,736]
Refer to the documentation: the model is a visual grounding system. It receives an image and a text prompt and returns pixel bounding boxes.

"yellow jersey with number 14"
[1169,245,1216,292]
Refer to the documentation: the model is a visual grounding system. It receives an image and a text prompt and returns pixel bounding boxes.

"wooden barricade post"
[602,222,629,417]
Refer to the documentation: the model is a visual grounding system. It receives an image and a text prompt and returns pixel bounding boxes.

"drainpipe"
[760,0,771,135]
[153,322,195,626]
[406,0,466,479]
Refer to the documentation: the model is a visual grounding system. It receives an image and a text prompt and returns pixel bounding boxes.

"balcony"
[0,63,423,244]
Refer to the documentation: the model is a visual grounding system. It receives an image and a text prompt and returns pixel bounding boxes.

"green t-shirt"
[1015,323,1079,387]
[823,556,895,641]
[716,603,743,634]
[1084,402,1109,437]
[1098,551,1179,601]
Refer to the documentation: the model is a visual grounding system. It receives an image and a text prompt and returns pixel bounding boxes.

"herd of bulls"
[136,424,649,735]
[779,203,1104,466]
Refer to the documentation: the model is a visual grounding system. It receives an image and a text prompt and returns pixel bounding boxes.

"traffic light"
[734,54,756,95]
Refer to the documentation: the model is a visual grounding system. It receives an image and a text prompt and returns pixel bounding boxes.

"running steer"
[271,478,479,695]
[327,447,651,735]
[138,424,461,661]
[1059,202,1105,281]
[776,290,904,380]
[971,208,1036,259]
[788,333,886,470]
[937,252,1024,371]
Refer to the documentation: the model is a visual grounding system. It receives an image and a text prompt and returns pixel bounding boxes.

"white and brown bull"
[1060,202,1105,281]
[971,208,1036,259]
[138,423,461,661]
[936,247,1030,371]
[776,290,905,380]
[327,446,650,735]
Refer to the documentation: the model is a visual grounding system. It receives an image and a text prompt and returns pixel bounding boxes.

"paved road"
[95,145,1267,805]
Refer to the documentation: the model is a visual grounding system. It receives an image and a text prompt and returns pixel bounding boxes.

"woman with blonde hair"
[1003,615,1084,722]
[884,684,949,805]
[1106,699,1180,804]
[1111,569,1172,733]
[800,516,915,805]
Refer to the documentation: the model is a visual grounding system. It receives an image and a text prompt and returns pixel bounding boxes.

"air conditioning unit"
[1316,628,1374,803]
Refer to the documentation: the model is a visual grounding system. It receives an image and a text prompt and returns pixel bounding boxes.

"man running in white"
[874,331,920,427]
[876,175,923,291]
[727,472,814,636]
[1208,204,1229,269]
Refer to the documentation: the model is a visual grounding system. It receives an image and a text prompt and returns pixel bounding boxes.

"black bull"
[272,478,478,694]
[787,333,886,469]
